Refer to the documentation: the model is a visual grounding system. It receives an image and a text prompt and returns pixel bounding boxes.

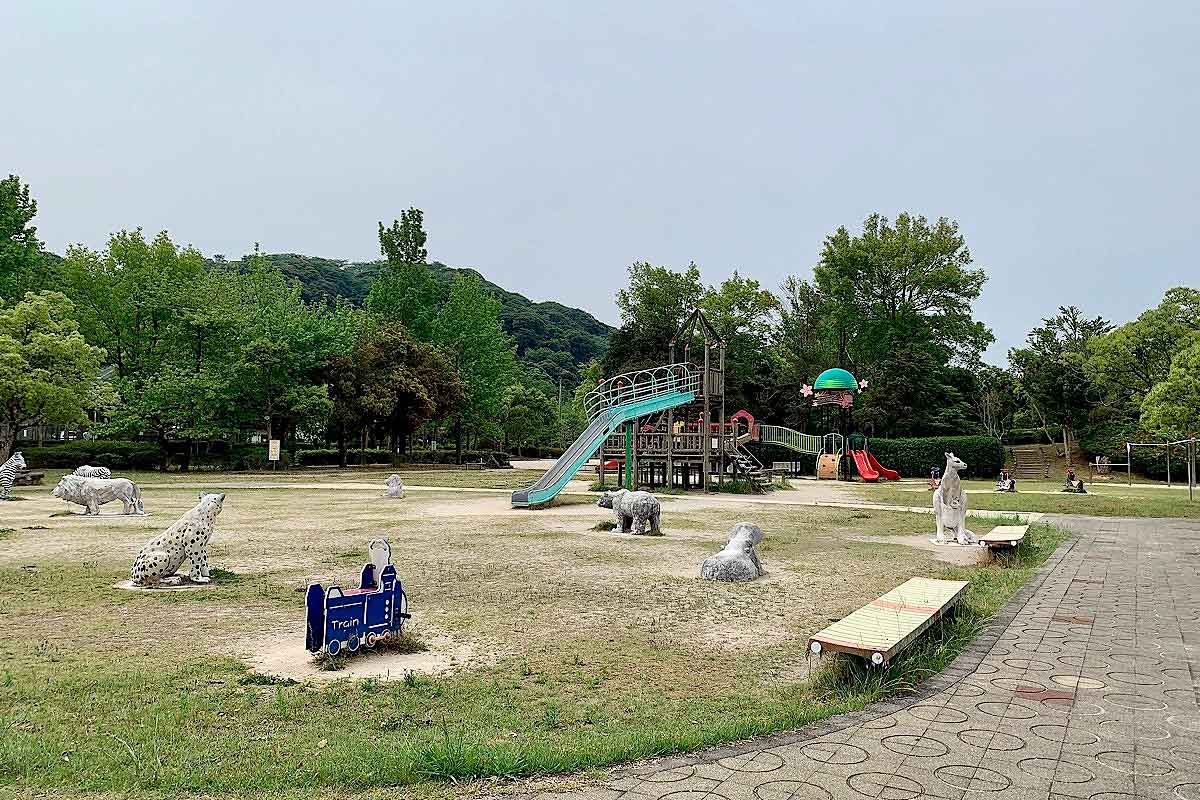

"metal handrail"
[758,424,822,455]
[583,363,701,420]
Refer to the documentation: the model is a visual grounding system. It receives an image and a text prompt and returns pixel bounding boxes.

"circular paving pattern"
[975,700,1038,720]
[1003,657,1054,671]
[1050,674,1106,689]
[797,742,868,765]
[1097,719,1170,742]
[1167,715,1200,732]
[717,751,786,773]
[991,676,1044,692]
[861,715,897,731]
[1104,692,1168,711]
[845,772,923,800]
[1108,671,1164,686]
[1018,756,1095,783]
[642,766,697,783]
[949,681,987,698]
[1013,640,1062,654]
[1096,750,1174,777]
[933,764,1011,793]
[1043,696,1106,715]
[907,705,968,724]
[660,792,732,800]
[956,729,1025,751]
[1174,783,1200,800]
[881,734,949,758]
[1030,723,1100,745]
[752,780,833,800]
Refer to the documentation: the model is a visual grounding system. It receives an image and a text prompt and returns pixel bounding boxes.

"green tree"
[1010,306,1112,452]
[973,365,1019,440]
[432,274,518,456]
[0,292,106,460]
[700,271,779,411]
[0,175,46,301]
[367,208,442,339]
[806,213,993,435]
[1085,287,1200,413]
[501,383,557,456]
[603,261,704,374]
[1140,340,1200,439]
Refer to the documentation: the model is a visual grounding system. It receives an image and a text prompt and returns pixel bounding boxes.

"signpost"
[268,439,281,470]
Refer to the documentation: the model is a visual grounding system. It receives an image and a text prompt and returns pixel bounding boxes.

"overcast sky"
[6,2,1198,363]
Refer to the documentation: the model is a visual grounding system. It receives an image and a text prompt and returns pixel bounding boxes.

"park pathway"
[531,516,1200,800]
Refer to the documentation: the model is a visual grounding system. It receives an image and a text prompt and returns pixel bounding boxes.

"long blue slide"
[511,378,697,508]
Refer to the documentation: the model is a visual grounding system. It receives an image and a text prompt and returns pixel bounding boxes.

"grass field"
[1,475,1065,799]
[853,478,1200,518]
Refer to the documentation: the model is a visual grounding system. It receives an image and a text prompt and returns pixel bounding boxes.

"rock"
[51,474,144,515]
[598,489,662,535]
[131,492,225,586]
[384,474,405,498]
[700,522,765,581]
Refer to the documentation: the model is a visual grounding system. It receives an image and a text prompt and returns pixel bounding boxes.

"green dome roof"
[813,368,858,390]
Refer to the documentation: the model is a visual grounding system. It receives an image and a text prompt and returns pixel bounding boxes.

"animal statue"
[932,452,977,545]
[598,489,662,535]
[131,492,225,586]
[700,522,766,581]
[74,465,112,479]
[384,474,405,498]
[51,474,144,515]
[0,451,26,501]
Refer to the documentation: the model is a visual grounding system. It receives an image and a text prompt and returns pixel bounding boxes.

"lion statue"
[598,489,662,535]
[52,474,144,515]
[700,522,766,581]
[933,452,978,545]
[131,492,225,586]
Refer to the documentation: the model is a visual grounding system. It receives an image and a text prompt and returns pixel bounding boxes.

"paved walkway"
[536,516,1200,800]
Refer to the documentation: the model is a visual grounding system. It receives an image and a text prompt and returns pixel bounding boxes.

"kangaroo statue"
[932,452,978,545]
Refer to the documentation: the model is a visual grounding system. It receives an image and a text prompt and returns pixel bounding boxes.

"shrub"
[20,440,163,470]
[1004,427,1063,445]
[869,436,1004,479]
[294,448,511,467]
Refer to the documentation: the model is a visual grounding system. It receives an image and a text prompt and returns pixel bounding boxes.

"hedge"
[869,436,1004,479]
[294,448,511,467]
[20,440,163,470]
[746,435,1003,479]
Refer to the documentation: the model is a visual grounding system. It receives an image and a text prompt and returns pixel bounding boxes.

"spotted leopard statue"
[131,492,225,586]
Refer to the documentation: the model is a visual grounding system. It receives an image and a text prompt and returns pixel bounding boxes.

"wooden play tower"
[597,309,767,492]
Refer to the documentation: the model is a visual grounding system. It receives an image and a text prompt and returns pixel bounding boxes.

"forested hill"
[249,252,612,370]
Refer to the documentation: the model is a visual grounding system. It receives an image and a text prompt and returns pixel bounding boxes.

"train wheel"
[348,634,361,652]
[366,632,379,647]
[327,639,342,656]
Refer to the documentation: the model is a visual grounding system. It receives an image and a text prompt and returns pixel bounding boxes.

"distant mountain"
[252,253,612,386]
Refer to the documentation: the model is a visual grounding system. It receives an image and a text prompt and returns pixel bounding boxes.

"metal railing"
[583,363,701,420]
[758,424,822,455]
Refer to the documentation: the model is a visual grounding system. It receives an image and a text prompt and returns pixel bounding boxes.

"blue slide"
[511,388,696,507]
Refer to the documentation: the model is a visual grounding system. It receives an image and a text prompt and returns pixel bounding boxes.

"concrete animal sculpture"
[598,489,662,535]
[52,474,144,515]
[700,522,766,581]
[131,492,225,586]
[932,452,977,545]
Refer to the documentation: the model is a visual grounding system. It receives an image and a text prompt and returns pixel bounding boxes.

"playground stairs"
[731,445,770,491]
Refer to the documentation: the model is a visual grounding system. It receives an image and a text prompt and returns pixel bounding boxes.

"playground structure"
[510,314,899,507]
[1118,438,1199,500]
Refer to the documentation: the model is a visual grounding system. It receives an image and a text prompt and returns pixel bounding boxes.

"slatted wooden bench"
[979,524,1029,552]
[807,577,969,667]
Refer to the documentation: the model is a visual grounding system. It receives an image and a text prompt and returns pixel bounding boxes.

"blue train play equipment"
[305,539,410,655]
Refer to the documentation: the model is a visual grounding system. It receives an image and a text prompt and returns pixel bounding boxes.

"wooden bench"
[462,460,486,470]
[13,469,45,486]
[979,524,1029,552]
[807,577,969,667]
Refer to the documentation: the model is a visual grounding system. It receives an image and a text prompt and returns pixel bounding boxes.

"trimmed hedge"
[869,436,1004,479]
[20,440,163,470]
[295,448,511,467]
[748,435,1004,479]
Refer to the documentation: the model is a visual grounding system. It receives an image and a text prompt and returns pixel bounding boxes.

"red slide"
[850,450,879,481]
[866,450,900,480]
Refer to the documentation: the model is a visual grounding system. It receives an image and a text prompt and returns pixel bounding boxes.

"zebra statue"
[74,465,112,479]
[0,451,27,501]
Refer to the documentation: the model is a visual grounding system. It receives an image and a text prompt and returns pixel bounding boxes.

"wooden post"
[702,341,710,493]
[1127,442,1132,487]
[628,421,637,490]
[718,346,725,489]
[666,404,674,491]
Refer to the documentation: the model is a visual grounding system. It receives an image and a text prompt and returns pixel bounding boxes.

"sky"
[5,2,1198,363]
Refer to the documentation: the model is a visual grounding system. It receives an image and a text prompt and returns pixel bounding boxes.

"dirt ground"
[0,472,989,685]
